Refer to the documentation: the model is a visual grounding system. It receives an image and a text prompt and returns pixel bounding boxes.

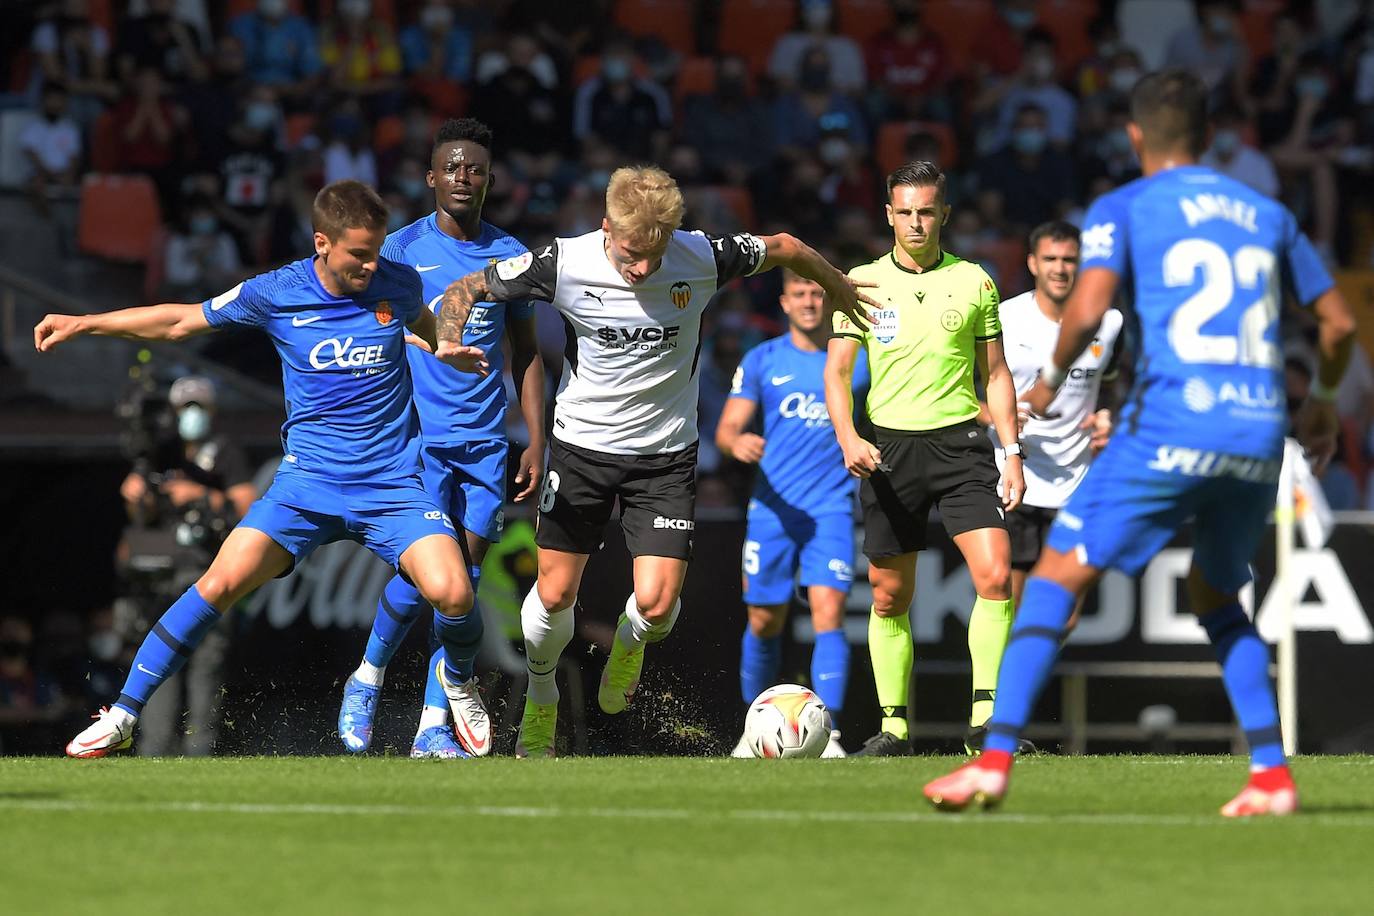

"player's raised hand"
[825,276,877,332]
[512,441,544,502]
[1081,408,1112,453]
[840,434,882,479]
[1023,378,1059,419]
[1000,455,1026,511]
[1295,398,1339,475]
[435,341,489,377]
[731,432,766,464]
[33,314,82,352]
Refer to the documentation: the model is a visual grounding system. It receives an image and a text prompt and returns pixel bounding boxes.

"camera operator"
[118,376,256,756]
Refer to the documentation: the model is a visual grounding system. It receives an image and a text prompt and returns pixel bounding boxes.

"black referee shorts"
[535,438,697,559]
[859,420,1005,559]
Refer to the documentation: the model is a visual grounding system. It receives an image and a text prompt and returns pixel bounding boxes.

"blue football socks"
[365,575,426,668]
[116,586,221,716]
[740,630,781,705]
[433,565,484,684]
[810,628,850,715]
[1200,602,1286,768]
[983,577,1076,755]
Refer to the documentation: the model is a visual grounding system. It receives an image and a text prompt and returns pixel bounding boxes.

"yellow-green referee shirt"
[832,249,1001,432]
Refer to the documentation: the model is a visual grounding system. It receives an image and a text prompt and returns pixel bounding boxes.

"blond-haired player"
[435,166,876,755]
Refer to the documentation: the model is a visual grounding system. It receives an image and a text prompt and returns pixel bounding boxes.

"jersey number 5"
[1165,239,1280,369]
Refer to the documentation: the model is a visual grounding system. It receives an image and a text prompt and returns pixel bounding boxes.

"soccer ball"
[742,684,832,758]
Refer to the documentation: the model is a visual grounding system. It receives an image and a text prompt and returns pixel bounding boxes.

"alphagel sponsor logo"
[778,392,830,426]
[309,337,388,370]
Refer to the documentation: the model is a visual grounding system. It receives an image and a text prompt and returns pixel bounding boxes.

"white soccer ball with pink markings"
[743,684,832,758]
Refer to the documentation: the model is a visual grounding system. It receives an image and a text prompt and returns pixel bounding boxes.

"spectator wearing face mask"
[682,55,775,186]
[117,377,257,757]
[1163,0,1249,103]
[771,47,868,161]
[229,0,323,100]
[162,196,243,302]
[988,31,1078,151]
[768,0,867,95]
[571,37,671,161]
[212,86,287,263]
[1201,106,1279,198]
[977,103,1077,235]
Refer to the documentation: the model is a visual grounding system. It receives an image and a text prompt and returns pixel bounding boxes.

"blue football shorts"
[239,465,457,571]
[1046,433,1279,594]
[742,502,855,606]
[418,437,508,544]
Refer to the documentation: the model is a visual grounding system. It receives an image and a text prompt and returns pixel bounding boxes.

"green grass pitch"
[3,755,1373,915]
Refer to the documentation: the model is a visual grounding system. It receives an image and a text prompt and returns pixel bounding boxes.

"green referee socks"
[968,595,1014,727]
[868,609,912,740]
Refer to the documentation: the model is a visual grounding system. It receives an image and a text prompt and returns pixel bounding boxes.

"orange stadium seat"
[614,0,697,57]
[719,0,797,75]
[837,0,894,46]
[921,0,995,70]
[877,120,959,176]
[78,174,163,263]
[1036,0,1096,71]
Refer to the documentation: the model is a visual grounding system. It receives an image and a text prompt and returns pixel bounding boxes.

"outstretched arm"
[758,233,877,330]
[35,303,213,351]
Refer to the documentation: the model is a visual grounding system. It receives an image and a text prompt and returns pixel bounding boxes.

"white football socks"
[354,660,385,687]
[617,594,681,646]
[522,585,574,705]
[417,705,447,733]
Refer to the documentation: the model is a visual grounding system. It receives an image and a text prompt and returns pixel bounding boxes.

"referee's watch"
[1003,442,1024,459]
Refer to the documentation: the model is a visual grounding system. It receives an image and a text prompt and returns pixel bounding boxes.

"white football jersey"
[992,291,1123,508]
[485,228,766,455]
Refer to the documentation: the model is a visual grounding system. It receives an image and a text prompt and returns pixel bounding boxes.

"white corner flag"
[1281,437,1334,548]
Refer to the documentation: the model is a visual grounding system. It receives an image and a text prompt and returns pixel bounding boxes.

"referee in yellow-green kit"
[825,161,1027,757]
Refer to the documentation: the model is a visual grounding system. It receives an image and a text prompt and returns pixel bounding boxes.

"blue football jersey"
[1081,165,1334,460]
[382,215,532,445]
[729,335,870,516]
[202,256,424,481]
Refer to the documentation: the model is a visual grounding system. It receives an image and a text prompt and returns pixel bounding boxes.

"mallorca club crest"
[374,300,394,325]
[670,281,692,309]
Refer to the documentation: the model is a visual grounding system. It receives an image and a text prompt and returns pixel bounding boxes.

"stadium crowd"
[5,0,1374,748]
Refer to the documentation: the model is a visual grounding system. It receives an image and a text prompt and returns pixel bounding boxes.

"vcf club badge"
[375,300,394,325]
[670,281,691,309]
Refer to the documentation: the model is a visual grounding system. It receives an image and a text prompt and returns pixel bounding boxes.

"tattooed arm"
[437,269,490,345]
[440,245,560,344]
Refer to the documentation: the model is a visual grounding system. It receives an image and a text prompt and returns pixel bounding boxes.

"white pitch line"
[3,797,1374,828]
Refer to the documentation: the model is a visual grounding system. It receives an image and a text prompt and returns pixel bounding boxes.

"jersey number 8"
[1165,239,1280,369]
